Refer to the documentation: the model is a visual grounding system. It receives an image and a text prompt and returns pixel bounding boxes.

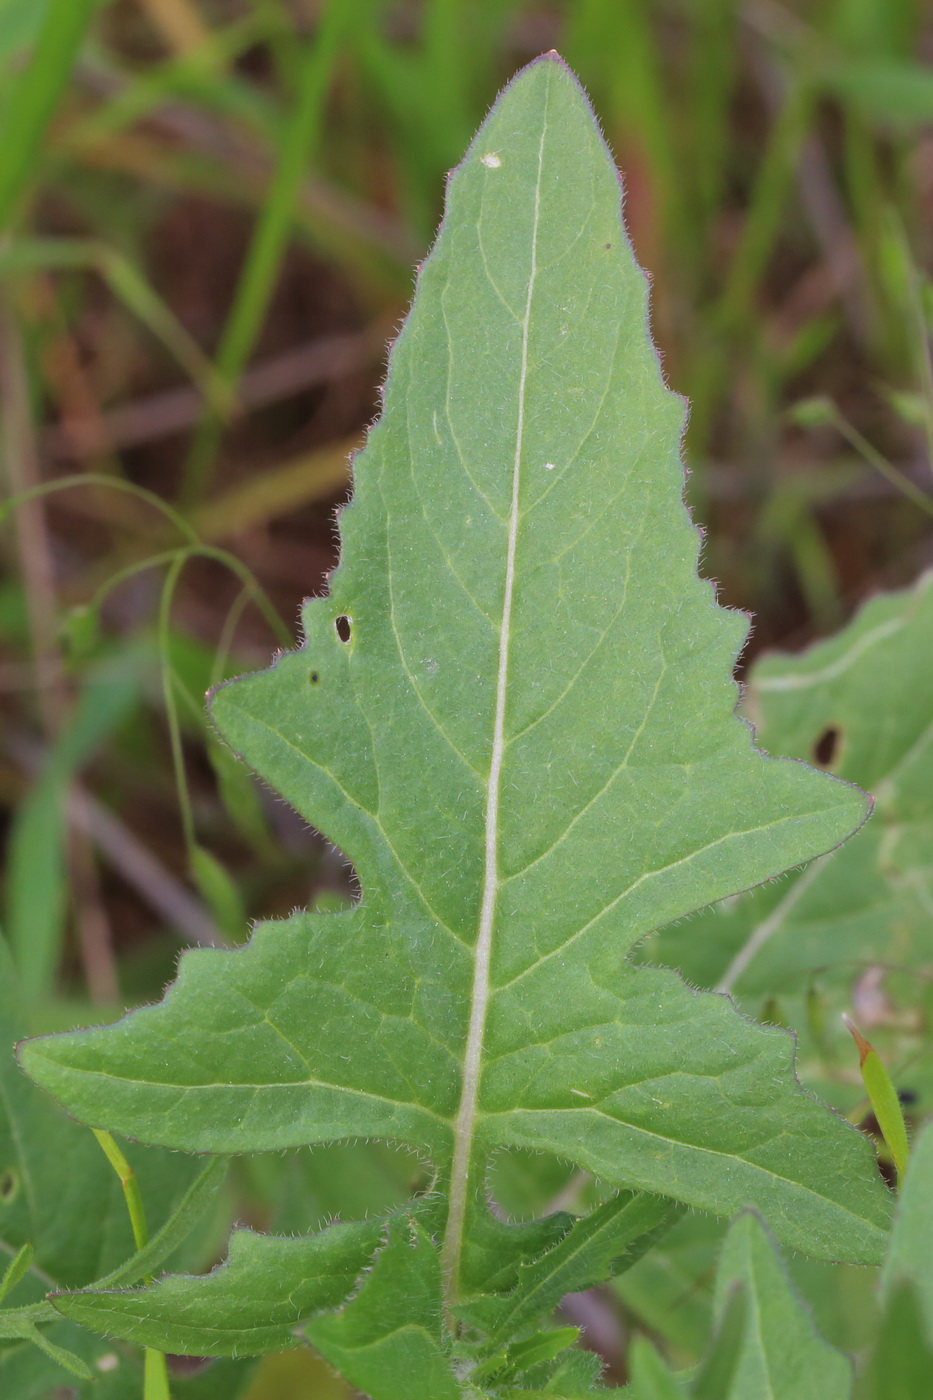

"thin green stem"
[85,544,291,650]
[158,554,197,854]
[92,1130,149,1251]
[144,1348,173,1400]
[718,80,814,329]
[86,549,194,615]
[92,1130,172,1399]
[211,584,253,687]
[833,412,933,521]
[3,479,291,654]
[154,541,290,856]
[201,545,293,647]
[0,474,200,545]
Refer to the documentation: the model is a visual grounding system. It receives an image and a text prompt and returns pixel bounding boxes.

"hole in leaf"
[335,615,352,644]
[0,1168,19,1204]
[309,671,319,685]
[812,725,841,767]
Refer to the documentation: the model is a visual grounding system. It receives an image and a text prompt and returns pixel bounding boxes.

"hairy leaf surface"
[303,1219,460,1400]
[54,1221,384,1357]
[460,1191,681,1344]
[22,53,890,1348]
[653,571,933,997]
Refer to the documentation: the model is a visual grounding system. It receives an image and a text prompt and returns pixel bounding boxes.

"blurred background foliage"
[2,0,933,1393]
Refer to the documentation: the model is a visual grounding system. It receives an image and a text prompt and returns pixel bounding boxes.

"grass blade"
[0,0,96,229]
[182,0,353,503]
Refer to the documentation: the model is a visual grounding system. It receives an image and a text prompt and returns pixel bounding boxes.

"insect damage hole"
[0,1169,19,1204]
[309,671,320,685]
[335,615,352,644]
[812,724,841,767]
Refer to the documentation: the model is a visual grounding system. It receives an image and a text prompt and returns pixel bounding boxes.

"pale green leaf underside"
[22,54,889,1291]
[53,1221,383,1357]
[654,569,933,994]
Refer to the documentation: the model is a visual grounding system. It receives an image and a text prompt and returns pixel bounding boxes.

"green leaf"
[21,49,890,1366]
[0,1330,255,1400]
[612,1212,719,1359]
[209,739,271,850]
[53,1220,385,1357]
[653,571,933,998]
[626,1336,687,1399]
[882,1119,933,1343]
[0,1242,32,1304]
[825,60,933,129]
[705,1213,852,1400]
[0,0,95,229]
[868,1285,933,1400]
[5,657,144,997]
[303,1218,460,1400]
[90,1154,229,1291]
[190,845,247,940]
[460,1191,681,1345]
[543,1349,610,1394]
[0,1321,93,1399]
[0,1315,93,1379]
[501,1326,580,1375]
[843,1017,910,1179]
[0,937,202,1291]
[689,1285,746,1400]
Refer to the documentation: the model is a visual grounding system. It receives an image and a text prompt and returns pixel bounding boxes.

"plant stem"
[833,412,933,521]
[92,1130,172,1399]
[158,554,197,854]
[92,1130,149,1252]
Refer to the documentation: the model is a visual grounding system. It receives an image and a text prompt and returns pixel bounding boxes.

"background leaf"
[881,1118,933,1343]
[652,570,933,1001]
[708,1213,852,1400]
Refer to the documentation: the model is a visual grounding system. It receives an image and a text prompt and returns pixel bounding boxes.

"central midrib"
[439,92,549,1306]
